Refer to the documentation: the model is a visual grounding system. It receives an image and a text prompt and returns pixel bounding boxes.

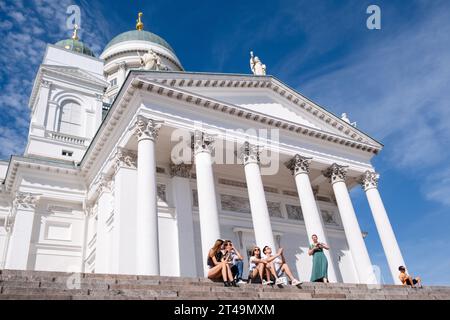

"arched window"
[59,100,82,136]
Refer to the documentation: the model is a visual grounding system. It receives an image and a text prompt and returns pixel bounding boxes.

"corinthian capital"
[239,141,260,165]
[193,130,215,154]
[360,170,379,191]
[285,154,312,175]
[114,148,137,171]
[13,192,40,210]
[133,116,162,141]
[323,163,348,184]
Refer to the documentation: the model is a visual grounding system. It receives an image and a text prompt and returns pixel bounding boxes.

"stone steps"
[0,269,449,300]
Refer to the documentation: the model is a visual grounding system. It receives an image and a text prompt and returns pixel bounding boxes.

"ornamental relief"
[360,170,379,191]
[323,163,348,183]
[193,130,215,154]
[285,154,312,175]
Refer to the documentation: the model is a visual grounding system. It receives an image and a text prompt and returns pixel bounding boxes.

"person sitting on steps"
[248,246,272,285]
[398,266,422,288]
[222,240,246,285]
[206,239,238,287]
[262,246,302,286]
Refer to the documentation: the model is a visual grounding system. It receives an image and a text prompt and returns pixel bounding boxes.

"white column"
[240,142,275,250]
[193,131,221,276]
[286,155,338,282]
[324,164,377,284]
[95,175,113,273]
[361,171,406,284]
[194,131,220,276]
[133,117,162,275]
[170,163,197,277]
[5,193,39,270]
[112,149,138,274]
[117,62,127,88]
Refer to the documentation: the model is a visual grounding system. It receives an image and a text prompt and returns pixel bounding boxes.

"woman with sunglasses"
[248,246,272,285]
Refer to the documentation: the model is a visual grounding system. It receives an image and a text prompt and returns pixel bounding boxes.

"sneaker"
[275,278,284,285]
[237,279,246,285]
[291,279,302,286]
[262,280,273,285]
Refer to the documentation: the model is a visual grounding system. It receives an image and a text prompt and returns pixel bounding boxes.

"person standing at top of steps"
[398,266,422,288]
[206,239,238,287]
[262,246,302,286]
[308,234,330,283]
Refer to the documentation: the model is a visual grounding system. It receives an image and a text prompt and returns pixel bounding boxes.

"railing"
[45,131,89,146]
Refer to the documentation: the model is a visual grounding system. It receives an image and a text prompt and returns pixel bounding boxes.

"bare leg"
[225,264,233,281]
[256,263,265,282]
[267,262,278,281]
[280,263,298,282]
[221,262,229,281]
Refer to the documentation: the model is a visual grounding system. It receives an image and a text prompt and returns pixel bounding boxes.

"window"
[59,100,81,136]
[110,78,117,87]
[62,150,73,157]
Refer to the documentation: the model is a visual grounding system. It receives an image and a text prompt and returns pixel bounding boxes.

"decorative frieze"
[285,154,312,175]
[267,201,282,218]
[133,116,162,141]
[321,210,338,225]
[169,163,192,178]
[360,170,379,191]
[193,130,215,154]
[239,141,260,165]
[322,163,348,184]
[220,194,251,214]
[286,204,303,221]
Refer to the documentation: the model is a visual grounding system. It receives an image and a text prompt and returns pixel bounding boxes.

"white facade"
[0,24,406,285]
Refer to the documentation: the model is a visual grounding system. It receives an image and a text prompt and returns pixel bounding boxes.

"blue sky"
[1,0,450,285]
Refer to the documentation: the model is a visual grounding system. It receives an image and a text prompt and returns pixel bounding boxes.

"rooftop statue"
[250,51,266,75]
[138,49,162,71]
[341,113,357,127]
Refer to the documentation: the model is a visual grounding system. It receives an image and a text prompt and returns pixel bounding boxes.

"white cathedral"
[0,13,407,285]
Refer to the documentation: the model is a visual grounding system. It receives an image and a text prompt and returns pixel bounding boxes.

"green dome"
[103,30,175,53]
[55,39,95,57]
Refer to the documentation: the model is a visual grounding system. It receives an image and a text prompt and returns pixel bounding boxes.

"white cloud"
[0,0,111,159]
[273,3,450,206]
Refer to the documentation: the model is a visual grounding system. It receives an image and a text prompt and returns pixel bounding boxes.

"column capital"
[117,61,127,70]
[239,141,260,165]
[323,163,348,184]
[360,170,379,191]
[133,116,162,141]
[13,192,40,210]
[98,173,114,195]
[193,130,215,154]
[285,154,312,175]
[113,148,137,172]
[40,79,52,88]
[169,162,192,178]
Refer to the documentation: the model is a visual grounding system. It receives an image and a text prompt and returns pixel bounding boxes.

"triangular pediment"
[134,72,381,148]
[41,65,109,87]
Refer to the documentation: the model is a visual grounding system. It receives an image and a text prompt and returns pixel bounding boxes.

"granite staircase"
[0,269,449,300]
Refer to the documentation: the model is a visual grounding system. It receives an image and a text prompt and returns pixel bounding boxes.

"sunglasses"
[254,248,260,251]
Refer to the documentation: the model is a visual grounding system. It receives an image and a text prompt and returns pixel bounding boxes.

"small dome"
[103,30,175,54]
[55,39,95,57]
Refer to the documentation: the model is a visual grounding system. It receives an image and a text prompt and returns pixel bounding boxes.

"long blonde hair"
[209,239,224,257]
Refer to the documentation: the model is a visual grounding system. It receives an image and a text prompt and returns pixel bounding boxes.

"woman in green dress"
[308,234,330,283]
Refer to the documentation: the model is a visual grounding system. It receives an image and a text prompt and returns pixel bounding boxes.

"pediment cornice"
[135,71,382,148]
